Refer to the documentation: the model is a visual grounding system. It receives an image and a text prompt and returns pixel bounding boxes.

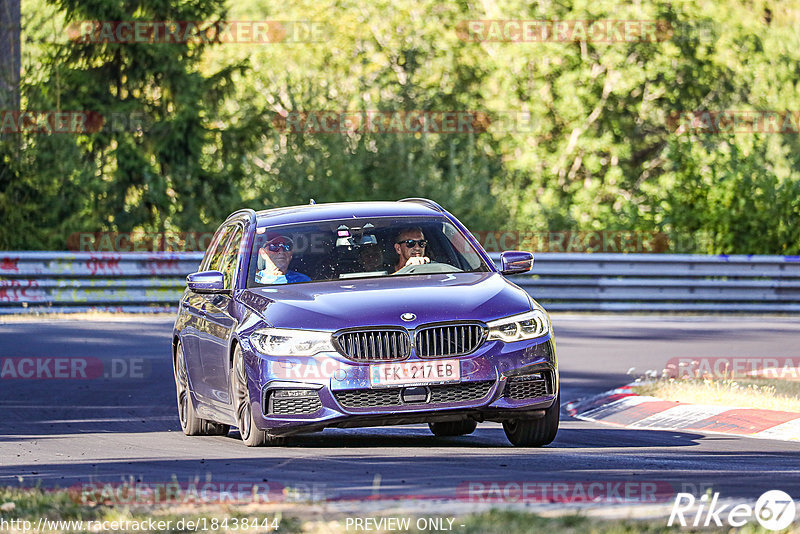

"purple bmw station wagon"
[172,198,559,447]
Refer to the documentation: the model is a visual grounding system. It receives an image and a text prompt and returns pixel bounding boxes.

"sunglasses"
[397,239,427,249]
[266,243,292,252]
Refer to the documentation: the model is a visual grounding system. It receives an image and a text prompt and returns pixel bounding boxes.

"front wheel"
[174,341,230,437]
[503,393,560,447]
[232,345,284,447]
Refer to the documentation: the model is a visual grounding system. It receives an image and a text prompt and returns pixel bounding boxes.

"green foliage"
[1,0,258,248]
[2,0,800,253]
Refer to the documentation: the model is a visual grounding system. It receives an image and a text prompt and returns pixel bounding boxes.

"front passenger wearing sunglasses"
[255,234,311,284]
[392,227,431,273]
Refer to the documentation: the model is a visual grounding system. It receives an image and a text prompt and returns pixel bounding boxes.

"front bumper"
[239,335,558,436]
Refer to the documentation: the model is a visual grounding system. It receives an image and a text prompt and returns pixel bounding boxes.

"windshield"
[246,216,490,287]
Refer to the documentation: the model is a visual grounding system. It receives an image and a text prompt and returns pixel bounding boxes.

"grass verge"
[4,487,797,533]
[633,377,800,413]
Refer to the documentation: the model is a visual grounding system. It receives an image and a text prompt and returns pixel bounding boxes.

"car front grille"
[415,323,485,358]
[429,380,494,403]
[266,390,323,415]
[503,373,552,400]
[334,388,403,408]
[334,380,494,409]
[334,329,411,362]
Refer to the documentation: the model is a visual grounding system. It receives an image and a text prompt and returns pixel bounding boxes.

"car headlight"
[486,309,549,342]
[249,328,334,357]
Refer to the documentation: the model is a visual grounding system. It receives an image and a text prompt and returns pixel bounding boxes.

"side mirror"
[187,270,226,293]
[500,251,534,275]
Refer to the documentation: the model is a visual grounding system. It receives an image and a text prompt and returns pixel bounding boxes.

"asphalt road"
[1,315,799,508]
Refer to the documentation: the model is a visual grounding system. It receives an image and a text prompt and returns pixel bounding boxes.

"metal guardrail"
[0,252,203,314]
[509,253,800,312]
[1,252,799,314]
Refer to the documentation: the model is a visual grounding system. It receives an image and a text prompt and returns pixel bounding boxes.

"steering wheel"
[393,262,463,275]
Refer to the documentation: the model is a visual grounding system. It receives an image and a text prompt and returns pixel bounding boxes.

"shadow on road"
[2,431,799,503]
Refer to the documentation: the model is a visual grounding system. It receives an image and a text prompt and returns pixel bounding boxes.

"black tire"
[429,420,478,437]
[232,345,284,447]
[502,393,560,447]
[174,342,230,437]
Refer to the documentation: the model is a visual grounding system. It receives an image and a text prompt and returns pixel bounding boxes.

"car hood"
[239,272,532,331]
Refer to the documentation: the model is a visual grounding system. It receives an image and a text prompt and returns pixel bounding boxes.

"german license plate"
[370,360,461,387]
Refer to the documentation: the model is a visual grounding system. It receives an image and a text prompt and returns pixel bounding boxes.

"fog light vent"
[504,372,552,400]
[267,389,322,415]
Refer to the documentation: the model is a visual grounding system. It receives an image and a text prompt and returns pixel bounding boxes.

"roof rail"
[398,198,446,213]
[226,208,257,225]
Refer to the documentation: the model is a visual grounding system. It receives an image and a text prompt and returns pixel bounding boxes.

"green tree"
[1,0,261,249]
[4,0,800,254]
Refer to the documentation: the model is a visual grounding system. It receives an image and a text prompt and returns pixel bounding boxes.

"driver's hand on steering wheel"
[405,256,430,267]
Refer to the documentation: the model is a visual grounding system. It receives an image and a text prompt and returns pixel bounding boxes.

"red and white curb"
[565,385,800,442]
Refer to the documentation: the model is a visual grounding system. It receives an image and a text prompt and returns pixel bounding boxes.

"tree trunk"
[0,0,21,111]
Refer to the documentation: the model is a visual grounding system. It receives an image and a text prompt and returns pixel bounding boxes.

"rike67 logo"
[669,490,796,530]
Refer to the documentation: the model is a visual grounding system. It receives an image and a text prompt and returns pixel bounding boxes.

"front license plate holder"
[370,360,461,388]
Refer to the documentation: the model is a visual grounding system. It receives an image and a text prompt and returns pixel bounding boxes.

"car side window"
[219,225,244,289]
[199,227,223,271]
[206,225,234,272]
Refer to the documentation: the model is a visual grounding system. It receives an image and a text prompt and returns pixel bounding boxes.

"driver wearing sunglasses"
[255,234,311,284]
[393,227,431,273]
